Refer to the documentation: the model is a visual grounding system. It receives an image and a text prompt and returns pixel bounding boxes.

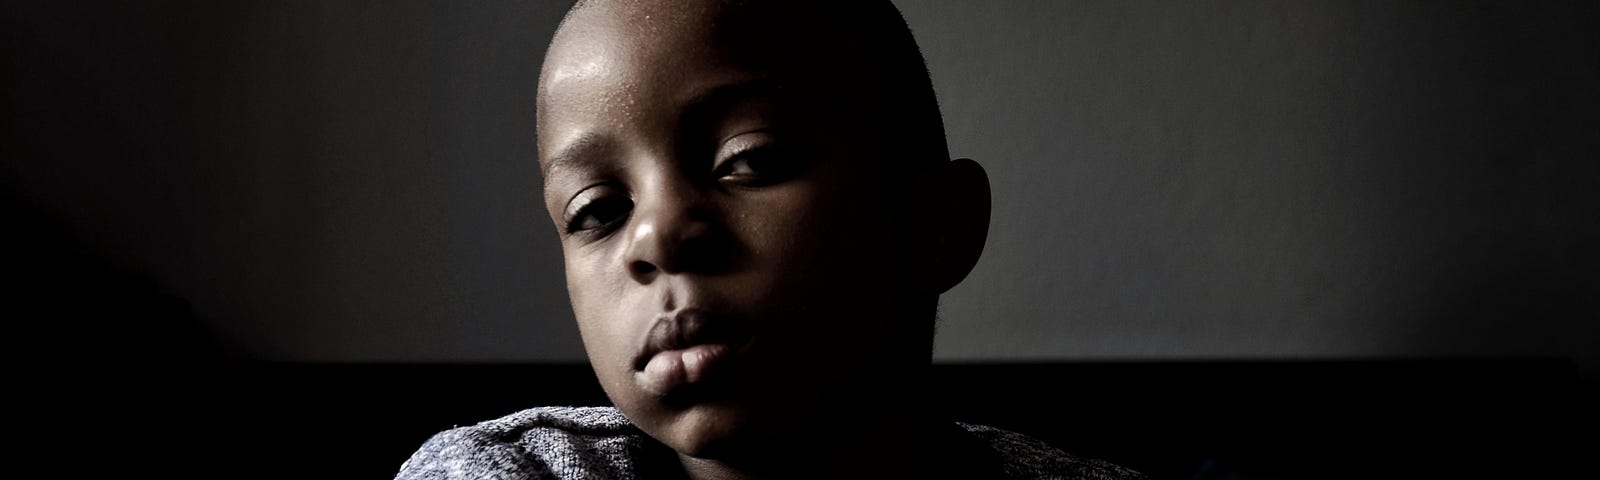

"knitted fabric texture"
[397,406,1144,479]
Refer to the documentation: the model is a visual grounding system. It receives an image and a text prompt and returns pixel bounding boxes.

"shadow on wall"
[7,199,239,367]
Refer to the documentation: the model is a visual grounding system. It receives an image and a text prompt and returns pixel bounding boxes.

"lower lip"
[637,343,733,396]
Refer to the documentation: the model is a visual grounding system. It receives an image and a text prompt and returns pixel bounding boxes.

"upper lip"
[632,308,751,371]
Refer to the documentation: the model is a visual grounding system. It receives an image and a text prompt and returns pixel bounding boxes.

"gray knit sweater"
[395,406,1145,479]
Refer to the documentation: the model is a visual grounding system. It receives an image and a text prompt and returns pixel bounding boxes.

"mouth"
[632,308,753,396]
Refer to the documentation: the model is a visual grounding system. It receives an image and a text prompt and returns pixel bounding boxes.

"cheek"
[733,172,900,312]
[563,248,633,366]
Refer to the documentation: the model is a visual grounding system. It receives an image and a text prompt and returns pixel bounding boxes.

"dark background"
[4,0,1595,478]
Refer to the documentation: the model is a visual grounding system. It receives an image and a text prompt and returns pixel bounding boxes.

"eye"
[564,185,632,235]
[714,137,805,187]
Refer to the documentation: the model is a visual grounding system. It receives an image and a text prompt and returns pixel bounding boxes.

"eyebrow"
[540,78,783,179]
[679,78,782,133]
[542,132,608,179]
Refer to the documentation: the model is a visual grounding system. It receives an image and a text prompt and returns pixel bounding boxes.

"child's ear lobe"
[908,158,991,295]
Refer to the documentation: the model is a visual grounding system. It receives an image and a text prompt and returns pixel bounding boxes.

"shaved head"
[542,0,948,169]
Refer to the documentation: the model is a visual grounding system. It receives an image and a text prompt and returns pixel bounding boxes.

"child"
[398,0,1144,478]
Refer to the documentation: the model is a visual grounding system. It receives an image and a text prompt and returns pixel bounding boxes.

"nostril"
[630,260,658,276]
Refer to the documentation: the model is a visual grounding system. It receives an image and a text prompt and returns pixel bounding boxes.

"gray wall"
[6,1,1596,372]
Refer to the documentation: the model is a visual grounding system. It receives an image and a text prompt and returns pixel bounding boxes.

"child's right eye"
[564,187,632,235]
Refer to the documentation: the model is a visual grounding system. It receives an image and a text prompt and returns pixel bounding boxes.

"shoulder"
[395,406,653,480]
[958,423,1148,480]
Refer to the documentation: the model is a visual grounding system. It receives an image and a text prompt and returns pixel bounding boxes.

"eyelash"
[564,188,632,236]
[714,145,800,187]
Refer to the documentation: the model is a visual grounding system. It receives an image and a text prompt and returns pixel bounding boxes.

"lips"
[633,309,752,396]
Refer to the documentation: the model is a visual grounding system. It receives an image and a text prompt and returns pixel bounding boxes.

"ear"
[908,158,991,295]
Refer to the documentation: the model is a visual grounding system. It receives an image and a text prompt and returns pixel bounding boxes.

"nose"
[623,180,729,282]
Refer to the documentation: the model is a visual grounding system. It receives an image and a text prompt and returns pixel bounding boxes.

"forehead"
[543,0,745,88]
[535,0,863,165]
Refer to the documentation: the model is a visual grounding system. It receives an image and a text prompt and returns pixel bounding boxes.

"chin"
[654,400,778,459]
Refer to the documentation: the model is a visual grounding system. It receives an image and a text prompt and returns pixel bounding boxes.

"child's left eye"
[715,146,802,187]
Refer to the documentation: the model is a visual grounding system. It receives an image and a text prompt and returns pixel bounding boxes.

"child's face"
[538,0,920,457]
